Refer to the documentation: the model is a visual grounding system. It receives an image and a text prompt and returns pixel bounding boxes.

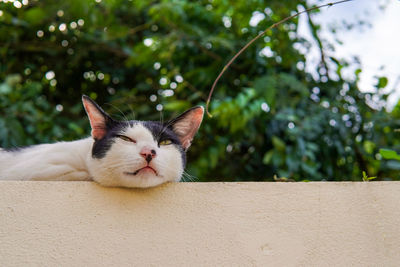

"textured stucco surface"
[1,181,400,266]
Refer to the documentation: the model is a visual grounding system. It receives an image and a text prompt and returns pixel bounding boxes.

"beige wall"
[1,181,400,266]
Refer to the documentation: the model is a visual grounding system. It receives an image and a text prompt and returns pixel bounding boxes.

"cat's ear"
[82,95,113,140]
[169,106,204,150]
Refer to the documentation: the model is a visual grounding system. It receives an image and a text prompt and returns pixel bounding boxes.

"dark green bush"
[0,0,399,181]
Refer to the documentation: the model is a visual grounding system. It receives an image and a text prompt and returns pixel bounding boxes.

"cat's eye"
[159,139,172,146]
[117,135,136,143]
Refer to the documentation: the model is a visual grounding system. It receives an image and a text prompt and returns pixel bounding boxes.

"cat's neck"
[0,138,94,181]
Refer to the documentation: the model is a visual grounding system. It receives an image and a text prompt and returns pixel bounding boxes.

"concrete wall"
[1,181,399,266]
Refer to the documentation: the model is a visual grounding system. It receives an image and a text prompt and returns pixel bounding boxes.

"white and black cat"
[0,95,204,188]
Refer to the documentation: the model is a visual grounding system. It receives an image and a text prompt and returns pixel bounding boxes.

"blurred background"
[0,0,399,181]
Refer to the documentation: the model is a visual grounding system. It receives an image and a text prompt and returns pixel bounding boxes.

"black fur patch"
[2,146,31,153]
[142,121,187,168]
[91,121,129,159]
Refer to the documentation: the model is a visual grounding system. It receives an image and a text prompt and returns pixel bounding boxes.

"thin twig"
[128,22,151,35]
[205,0,354,117]
[306,11,330,79]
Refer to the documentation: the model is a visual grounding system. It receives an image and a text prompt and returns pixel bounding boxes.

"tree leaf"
[23,8,47,26]
[377,76,388,89]
[380,149,400,161]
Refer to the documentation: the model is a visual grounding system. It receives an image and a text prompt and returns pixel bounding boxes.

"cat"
[0,95,204,188]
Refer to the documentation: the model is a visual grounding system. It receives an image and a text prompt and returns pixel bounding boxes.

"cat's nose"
[140,147,157,163]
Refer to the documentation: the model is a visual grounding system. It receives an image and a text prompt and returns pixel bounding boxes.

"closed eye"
[117,135,136,143]
[159,139,172,146]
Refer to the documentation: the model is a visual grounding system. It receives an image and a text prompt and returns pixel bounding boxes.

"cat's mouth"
[125,166,158,176]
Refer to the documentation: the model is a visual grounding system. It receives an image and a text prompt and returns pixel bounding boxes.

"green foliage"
[380,149,400,161]
[0,74,85,147]
[379,148,400,173]
[0,0,399,181]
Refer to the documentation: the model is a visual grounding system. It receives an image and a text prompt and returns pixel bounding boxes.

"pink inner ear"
[174,107,204,150]
[83,101,107,140]
[91,126,107,140]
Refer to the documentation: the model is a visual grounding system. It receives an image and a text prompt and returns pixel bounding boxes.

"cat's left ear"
[169,106,204,150]
[82,95,114,140]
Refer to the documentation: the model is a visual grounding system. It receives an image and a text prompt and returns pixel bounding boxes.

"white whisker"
[156,161,198,182]
[105,103,129,122]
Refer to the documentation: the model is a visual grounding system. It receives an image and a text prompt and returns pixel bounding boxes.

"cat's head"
[82,95,204,188]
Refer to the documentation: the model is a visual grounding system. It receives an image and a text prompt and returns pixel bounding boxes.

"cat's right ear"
[82,95,113,140]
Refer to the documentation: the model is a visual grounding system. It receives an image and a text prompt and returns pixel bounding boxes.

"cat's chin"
[124,166,158,176]
[120,173,166,188]
[92,172,171,188]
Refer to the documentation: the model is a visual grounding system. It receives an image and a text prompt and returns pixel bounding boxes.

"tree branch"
[205,0,354,117]
[305,11,330,79]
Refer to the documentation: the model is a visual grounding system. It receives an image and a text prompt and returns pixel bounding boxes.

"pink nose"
[140,147,157,163]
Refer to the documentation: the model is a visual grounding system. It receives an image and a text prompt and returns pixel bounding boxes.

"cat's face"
[82,95,203,188]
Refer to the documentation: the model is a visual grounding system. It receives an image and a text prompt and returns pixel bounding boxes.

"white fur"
[0,139,92,181]
[0,123,184,188]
